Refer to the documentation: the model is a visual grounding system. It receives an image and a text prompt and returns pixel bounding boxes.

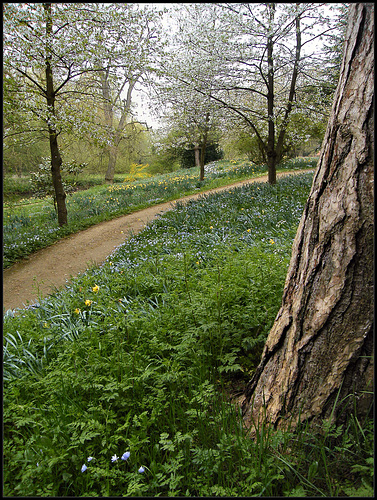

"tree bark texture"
[242,3,374,433]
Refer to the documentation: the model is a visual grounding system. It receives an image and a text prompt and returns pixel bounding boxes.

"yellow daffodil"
[269,239,275,244]
[74,308,81,314]
[92,284,99,293]
[85,299,92,306]
[247,229,251,232]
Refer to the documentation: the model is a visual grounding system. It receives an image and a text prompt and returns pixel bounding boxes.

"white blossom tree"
[151,4,225,180]
[85,3,166,183]
[168,3,345,183]
[3,3,165,220]
[3,3,107,224]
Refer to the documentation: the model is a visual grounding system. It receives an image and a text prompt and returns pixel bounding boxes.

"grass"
[3,168,373,497]
[3,157,317,269]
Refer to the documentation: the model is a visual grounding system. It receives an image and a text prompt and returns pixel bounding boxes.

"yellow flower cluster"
[73,284,100,313]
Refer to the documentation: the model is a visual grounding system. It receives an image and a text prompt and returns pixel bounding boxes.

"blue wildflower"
[138,466,145,473]
[111,454,118,462]
[87,456,94,462]
[121,451,130,461]
[81,464,87,472]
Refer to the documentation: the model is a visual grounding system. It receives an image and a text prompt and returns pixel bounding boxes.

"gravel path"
[3,171,310,311]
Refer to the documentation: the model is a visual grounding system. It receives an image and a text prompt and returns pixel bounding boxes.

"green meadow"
[3,159,373,497]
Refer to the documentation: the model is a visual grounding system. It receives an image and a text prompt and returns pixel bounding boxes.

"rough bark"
[242,3,374,433]
[44,3,67,226]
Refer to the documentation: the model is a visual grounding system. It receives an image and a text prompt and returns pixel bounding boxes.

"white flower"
[87,456,94,462]
[111,454,118,462]
[138,466,145,473]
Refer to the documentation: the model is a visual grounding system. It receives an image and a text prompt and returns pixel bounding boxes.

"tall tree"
[153,84,222,180]
[3,3,105,225]
[242,3,374,433]
[87,4,164,183]
[152,4,224,181]
[172,3,344,184]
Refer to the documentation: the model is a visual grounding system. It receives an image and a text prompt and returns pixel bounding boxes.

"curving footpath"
[3,170,312,311]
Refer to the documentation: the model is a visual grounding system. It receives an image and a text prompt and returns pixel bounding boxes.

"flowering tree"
[170,3,345,184]
[3,3,108,224]
[85,4,165,183]
[3,3,164,220]
[151,5,224,181]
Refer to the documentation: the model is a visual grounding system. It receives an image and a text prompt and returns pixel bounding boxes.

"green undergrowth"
[2,157,317,269]
[3,171,373,497]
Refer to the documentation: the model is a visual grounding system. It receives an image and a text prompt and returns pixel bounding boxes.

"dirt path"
[3,170,311,311]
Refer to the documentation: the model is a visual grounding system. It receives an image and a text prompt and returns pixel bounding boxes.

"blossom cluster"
[81,451,145,474]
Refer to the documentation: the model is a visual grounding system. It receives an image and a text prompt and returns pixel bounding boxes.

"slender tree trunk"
[242,3,374,433]
[44,3,67,226]
[266,4,276,185]
[275,7,301,164]
[199,140,206,182]
[199,112,210,181]
[103,75,137,183]
[105,144,119,185]
[194,144,201,169]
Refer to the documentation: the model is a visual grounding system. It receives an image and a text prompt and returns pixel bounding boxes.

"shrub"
[29,158,87,209]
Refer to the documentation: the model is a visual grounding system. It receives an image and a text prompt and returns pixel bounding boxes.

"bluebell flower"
[87,456,94,462]
[121,451,130,461]
[111,454,118,462]
[81,464,87,472]
[138,466,145,473]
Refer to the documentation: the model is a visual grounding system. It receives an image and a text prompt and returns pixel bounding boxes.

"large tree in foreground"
[242,3,374,432]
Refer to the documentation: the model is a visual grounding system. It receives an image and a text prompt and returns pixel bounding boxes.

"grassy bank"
[3,158,316,269]
[3,171,373,496]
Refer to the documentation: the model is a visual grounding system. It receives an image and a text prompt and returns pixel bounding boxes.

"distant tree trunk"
[194,144,200,169]
[199,112,210,181]
[275,7,301,164]
[44,3,67,226]
[242,3,374,433]
[103,74,137,184]
[266,4,276,185]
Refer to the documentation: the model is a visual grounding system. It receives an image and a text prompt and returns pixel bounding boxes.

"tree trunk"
[275,7,301,164]
[199,112,210,182]
[105,144,118,184]
[103,74,137,183]
[44,3,67,226]
[194,144,201,169]
[266,4,276,185]
[242,3,374,434]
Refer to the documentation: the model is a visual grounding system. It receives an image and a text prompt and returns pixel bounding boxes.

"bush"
[30,158,87,209]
